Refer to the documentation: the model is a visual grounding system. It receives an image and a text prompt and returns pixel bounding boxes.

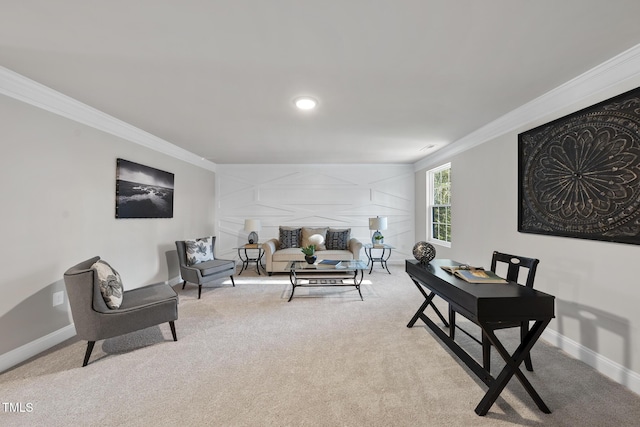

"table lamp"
[368,216,387,245]
[244,219,261,244]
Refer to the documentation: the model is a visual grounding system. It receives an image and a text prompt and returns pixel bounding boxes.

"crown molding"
[414,43,640,172]
[0,66,217,173]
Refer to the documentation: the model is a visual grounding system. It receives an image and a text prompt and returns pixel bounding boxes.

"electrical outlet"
[52,291,64,307]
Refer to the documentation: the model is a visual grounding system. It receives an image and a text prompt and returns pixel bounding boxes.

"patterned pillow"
[301,227,328,251]
[91,260,124,309]
[185,237,214,266]
[279,227,302,249]
[326,228,351,250]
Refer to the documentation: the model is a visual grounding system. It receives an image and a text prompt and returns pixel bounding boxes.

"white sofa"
[263,226,363,275]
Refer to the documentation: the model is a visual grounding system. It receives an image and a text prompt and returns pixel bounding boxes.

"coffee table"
[286,260,368,302]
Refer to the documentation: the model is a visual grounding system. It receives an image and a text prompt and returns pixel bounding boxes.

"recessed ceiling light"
[294,96,318,110]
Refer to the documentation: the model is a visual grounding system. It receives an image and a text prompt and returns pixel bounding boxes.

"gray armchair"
[175,236,236,299]
[63,256,178,367]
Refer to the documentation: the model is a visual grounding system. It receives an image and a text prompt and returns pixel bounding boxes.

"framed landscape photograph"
[115,159,174,219]
[518,87,640,245]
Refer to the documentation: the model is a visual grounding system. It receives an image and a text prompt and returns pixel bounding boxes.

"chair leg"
[182,281,186,290]
[82,341,96,367]
[169,321,177,341]
[522,322,533,371]
[230,275,235,287]
[448,306,456,339]
[198,284,202,299]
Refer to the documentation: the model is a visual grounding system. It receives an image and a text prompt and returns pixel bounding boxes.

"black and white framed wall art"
[518,87,640,245]
[115,158,174,219]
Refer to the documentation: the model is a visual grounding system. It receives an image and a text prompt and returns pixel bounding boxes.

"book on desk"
[441,265,507,284]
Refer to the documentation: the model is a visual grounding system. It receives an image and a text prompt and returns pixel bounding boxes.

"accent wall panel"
[216,164,415,263]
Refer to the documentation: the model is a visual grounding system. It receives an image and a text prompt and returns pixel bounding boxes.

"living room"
[2,2,640,425]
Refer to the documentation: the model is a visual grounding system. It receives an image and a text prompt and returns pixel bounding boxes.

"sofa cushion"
[192,259,235,276]
[326,228,351,250]
[301,227,328,251]
[185,237,214,266]
[272,248,306,262]
[117,283,177,312]
[272,248,354,262]
[91,260,124,309]
[279,227,302,249]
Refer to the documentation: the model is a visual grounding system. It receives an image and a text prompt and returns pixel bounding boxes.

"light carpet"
[2,263,640,426]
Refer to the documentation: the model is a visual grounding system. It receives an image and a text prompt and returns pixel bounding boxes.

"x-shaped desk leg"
[475,318,552,416]
[407,279,449,328]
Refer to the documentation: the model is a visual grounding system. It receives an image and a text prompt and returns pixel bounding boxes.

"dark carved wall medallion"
[518,87,640,245]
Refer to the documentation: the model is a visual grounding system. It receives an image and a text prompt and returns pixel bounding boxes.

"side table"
[236,244,265,275]
[364,243,394,274]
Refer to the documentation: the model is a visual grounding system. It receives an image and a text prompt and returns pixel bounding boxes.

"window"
[427,163,451,246]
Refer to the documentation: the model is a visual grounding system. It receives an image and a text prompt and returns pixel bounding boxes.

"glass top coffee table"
[286,260,368,302]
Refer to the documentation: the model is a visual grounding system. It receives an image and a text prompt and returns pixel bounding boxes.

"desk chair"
[449,251,539,373]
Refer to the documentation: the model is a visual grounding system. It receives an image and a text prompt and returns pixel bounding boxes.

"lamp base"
[248,231,258,244]
[371,231,383,245]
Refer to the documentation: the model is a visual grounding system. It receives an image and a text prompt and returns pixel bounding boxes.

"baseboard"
[0,324,76,374]
[542,328,640,396]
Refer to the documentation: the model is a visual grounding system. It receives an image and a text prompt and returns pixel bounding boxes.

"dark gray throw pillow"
[326,228,350,250]
[279,227,302,249]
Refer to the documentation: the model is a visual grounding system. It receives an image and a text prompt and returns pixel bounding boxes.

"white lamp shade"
[369,217,388,230]
[244,219,261,232]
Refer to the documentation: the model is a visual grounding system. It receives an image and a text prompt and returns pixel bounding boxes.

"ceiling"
[2,1,640,164]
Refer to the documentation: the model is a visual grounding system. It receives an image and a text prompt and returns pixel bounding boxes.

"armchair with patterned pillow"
[63,256,178,367]
[175,236,236,299]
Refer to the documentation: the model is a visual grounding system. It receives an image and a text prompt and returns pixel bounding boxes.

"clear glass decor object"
[413,241,436,264]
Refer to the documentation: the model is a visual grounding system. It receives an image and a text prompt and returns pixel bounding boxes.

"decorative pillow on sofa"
[185,237,214,266]
[279,227,302,249]
[91,260,124,309]
[326,228,351,250]
[301,227,328,251]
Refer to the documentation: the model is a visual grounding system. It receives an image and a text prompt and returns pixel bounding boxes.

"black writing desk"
[405,259,555,416]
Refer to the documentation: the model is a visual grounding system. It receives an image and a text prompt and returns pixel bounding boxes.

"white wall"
[415,74,640,393]
[0,94,216,367]
[216,164,415,263]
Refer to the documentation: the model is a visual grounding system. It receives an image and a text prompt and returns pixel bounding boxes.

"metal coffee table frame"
[286,260,367,302]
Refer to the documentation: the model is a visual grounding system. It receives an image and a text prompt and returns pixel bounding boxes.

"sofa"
[263,226,363,275]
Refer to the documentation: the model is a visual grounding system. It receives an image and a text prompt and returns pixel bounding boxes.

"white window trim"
[427,162,451,248]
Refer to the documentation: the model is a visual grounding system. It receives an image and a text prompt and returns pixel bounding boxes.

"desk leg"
[407,293,436,328]
[475,319,552,416]
[410,279,449,327]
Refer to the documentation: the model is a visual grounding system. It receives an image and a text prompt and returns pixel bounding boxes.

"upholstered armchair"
[175,236,236,299]
[63,256,178,367]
